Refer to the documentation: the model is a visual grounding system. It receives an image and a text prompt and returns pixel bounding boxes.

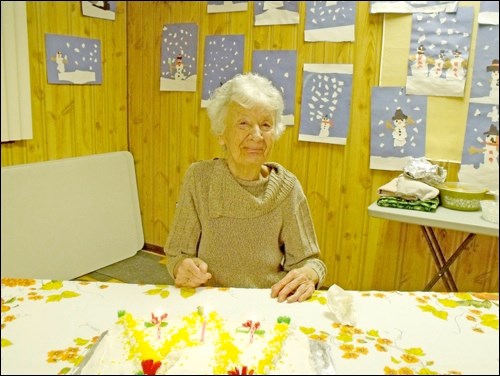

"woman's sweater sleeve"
[281,183,327,288]
[164,165,202,279]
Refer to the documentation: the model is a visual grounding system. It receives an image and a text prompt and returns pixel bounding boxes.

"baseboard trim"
[143,243,164,255]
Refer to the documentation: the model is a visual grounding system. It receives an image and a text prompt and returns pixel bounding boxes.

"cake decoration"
[141,359,162,375]
[78,310,301,375]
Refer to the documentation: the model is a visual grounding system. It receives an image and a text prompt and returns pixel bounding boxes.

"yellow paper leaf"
[480,314,499,330]
[60,291,80,299]
[145,288,164,295]
[336,333,353,342]
[306,292,327,305]
[46,294,63,302]
[470,300,492,309]
[299,326,316,335]
[418,304,435,312]
[74,338,90,346]
[454,292,473,300]
[437,299,459,308]
[1,338,13,347]
[310,333,328,341]
[418,367,438,374]
[432,310,448,320]
[41,280,63,290]
[406,347,425,356]
[58,366,72,375]
[366,329,379,337]
[180,287,196,298]
[160,290,171,299]
[418,305,448,320]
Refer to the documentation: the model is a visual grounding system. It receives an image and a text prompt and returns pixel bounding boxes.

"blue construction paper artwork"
[370,1,458,14]
[305,1,356,42]
[207,1,248,13]
[160,23,198,92]
[469,24,498,105]
[201,35,244,107]
[458,103,499,191]
[254,1,299,26]
[405,7,474,97]
[298,64,353,145]
[81,1,116,20]
[252,50,297,126]
[45,33,102,85]
[370,87,427,171]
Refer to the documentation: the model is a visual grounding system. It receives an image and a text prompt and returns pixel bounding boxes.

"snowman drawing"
[318,114,332,137]
[174,54,186,80]
[429,50,445,79]
[486,59,499,99]
[410,44,429,77]
[52,51,68,74]
[481,124,499,166]
[386,108,414,148]
[446,49,466,80]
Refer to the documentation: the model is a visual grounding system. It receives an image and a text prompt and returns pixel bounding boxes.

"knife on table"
[308,338,336,375]
[71,330,109,375]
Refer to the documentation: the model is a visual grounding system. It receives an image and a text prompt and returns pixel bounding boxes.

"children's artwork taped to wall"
[201,35,244,107]
[458,103,499,191]
[298,64,353,145]
[405,7,474,98]
[478,2,499,26]
[81,1,116,20]
[160,23,198,92]
[45,33,102,85]
[207,1,248,13]
[304,1,356,42]
[469,24,499,105]
[254,1,299,26]
[369,1,458,14]
[252,50,297,126]
[370,87,427,171]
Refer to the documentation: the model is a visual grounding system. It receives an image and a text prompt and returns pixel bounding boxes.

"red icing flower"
[141,359,162,375]
[151,312,168,325]
[242,320,260,330]
[227,365,255,375]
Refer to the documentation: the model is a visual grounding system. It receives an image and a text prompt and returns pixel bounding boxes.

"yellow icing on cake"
[117,311,291,374]
[117,311,200,363]
[255,322,289,374]
[210,311,242,374]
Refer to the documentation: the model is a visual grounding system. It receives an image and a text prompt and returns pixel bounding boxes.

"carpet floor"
[73,250,174,285]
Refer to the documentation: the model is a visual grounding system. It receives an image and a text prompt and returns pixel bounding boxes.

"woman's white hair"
[206,73,286,138]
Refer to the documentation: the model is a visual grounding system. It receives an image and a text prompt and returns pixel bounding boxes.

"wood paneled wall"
[2,2,498,292]
[1,1,128,164]
[127,1,498,292]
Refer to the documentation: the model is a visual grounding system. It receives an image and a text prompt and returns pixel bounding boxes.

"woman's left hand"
[270,266,318,303]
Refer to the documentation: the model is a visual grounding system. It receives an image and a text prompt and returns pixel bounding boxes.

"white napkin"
[326,284,357,326]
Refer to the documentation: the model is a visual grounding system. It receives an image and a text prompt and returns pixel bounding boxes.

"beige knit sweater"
[164,158,326,288]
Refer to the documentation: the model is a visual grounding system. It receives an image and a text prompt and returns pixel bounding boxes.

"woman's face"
[220,102,276,170]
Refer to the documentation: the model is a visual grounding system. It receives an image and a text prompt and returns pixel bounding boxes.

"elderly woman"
[164,73,326,303]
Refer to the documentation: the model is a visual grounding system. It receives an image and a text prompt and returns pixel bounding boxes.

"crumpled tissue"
[326,284,357,326]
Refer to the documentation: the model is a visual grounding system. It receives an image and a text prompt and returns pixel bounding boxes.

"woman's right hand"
[173,257,212,288]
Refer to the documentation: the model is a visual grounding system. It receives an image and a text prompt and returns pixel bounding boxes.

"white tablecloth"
[1,278,498,375]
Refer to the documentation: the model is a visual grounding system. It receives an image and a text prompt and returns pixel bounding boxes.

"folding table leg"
[423,232,476,292]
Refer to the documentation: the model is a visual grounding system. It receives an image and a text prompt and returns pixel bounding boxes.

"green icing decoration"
[277,316,291,324]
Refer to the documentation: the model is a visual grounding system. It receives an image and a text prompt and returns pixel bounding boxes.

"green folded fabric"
[377,196,440,212]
